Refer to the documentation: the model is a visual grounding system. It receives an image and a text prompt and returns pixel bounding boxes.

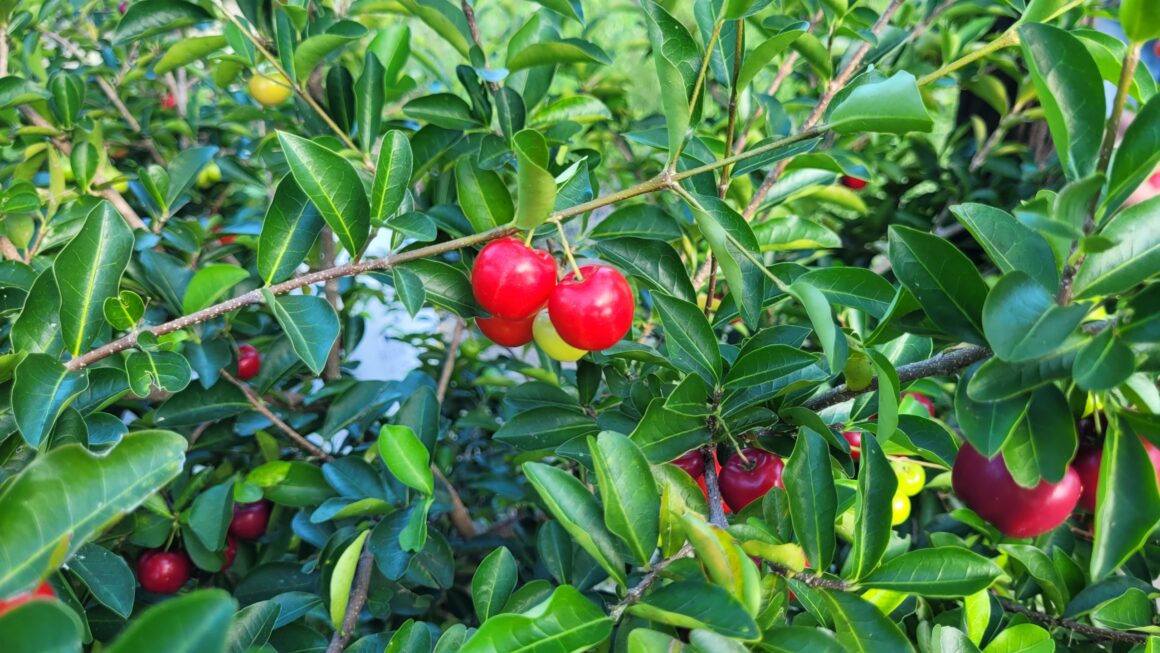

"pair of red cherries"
[472,236,633,353]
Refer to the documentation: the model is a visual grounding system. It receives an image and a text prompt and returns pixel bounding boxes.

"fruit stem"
[554,221,584,280]
[523,228,535,247]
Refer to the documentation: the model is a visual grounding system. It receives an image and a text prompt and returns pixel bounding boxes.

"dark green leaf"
[1091,419,1160,579]
[114,0,211,44]
[982,272,1087,362]
[860,548,1001,597]
[588,431,660,566]
[1074,195,1160,298]
[277,132,370,254]
[56,202,133,356]
[628,581,760,641]
[513,130,556,229]
[259,175,324,285]
[652,293,722,385]
[829,72,933,134]
[850,428,897,580]
[785,429,837,570]
[888,226,988,345]
[265,292,340,375]
[105,590,236,653]
[460,585,612,653]
[12,353,87,449]
[951,203,1059,292]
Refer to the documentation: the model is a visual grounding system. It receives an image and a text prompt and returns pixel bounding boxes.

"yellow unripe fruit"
[248,72,293,107]
[197,162,222,189]
[533,310,587,362]
[892,460,926,497]
[891,493,911,526]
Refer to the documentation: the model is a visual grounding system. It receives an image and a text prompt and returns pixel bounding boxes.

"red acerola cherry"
[843,431,862,461]
[0,581,55,616]
[161,94,177,110]
[1073,439,1160,512]
[471,237,557,320]
[840,175,867,190]
[477,314,535,347]
[137,550,191,594]
[237,344,261,381]
[212,226,236,244]
[220,536,238,571]
[903,392,936,417]
[671,449,705,479]
[951,443,1081,538]
[547,265,634,351]
[718,448,786,512]
[229,500,271,540]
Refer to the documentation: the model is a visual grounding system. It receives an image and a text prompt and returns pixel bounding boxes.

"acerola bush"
[0,0,1159,651]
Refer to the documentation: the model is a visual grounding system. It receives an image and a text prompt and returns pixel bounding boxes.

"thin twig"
[221,370,332,460]
[703,447,728,527]
[436,318,466,403]
[320,228,343,382]
[610,543,693,620]
[325,538,376,653]
[431,318,477,538]
[996,597,1148,645]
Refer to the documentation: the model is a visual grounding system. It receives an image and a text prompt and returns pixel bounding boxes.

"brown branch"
[743,0,905,219]
[702,446,728,527]
[802,345,991,412]
[996,597,1148,645]
[430,318,478,538]
[325,538,376,653]
[610,543,693,620]
[436,318,466,403]
[0,236,20,261]
[221,370,332,460]
[320,228,343,382]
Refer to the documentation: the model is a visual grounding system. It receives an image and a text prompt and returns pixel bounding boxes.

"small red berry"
[840,175,867,190]
[236,344,261,381]
[547,264,634,351]
[477,314,536,347]
[843,431,862,460]
[220,536,238,571]
[161,94,177,110]
[229,500,271,540]
[137,550,191,594]
[718,448,786,512]
[471,237,557,321]
[671,449,705,479]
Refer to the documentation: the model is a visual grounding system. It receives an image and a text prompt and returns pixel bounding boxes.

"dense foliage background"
[1,0,1159,651]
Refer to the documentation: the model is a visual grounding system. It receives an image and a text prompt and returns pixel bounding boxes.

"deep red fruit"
[547,265,633,351]
[840,175,867,190]
[1073,439,1160,512]
[237,344,261,381]
[212,226,237,244]
[843,431,862,461]
[0,581,55,615]
[671,449,705,479]
[137,550,191,594]
[477,314,535,347]
[951,443,1081,538]
[220,537,238,571]
[471,237,557,320]
[718,448,786,512]
[904,392,936,417]
[161,94,177,110]
[229,500,271,540]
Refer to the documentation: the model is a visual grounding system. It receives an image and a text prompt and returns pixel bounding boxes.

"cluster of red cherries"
[135,500,271,594]
[471,236,634,360]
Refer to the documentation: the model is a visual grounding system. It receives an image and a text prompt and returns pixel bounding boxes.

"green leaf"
[829,72,933,134]
[356,52,385,153]
[460,585,613,653]
[125,350,192,397]
[265,292,340,375]
[370,130,413,222]
[456,158,513,233]
[106,590,235,653]
[789,281,844,374]
[529,0,582,22]
[155,35,227,74]
[755,216,841,251]
[472,547,518,622]
[507,39,611,71]
[378,424,433,495]
[594,238,696,303]
[0,431,186,595]
[293,20,367,78]
[628,581,760,641]
[981,624,1053,653]
[13,269,62,355]
[0,600,83,653]
[390,259,477,317]
[225,601,281,653]
[522,462,628,587]
[860,548,1001,597]
[588,431,660,566]
[12,353,88,449]
[630,399,711,463]
[329,530,370,627]
[530,95,612,127]
[0,76,51,109]
[642,1,701,166]
[155,382,249,427]
[494,406,598,451]
[824,590,916,652]
[1074,195,1160,298]
[652,293,722,385]
[950,203,1059,292]
[1104,93,1160,214]
[113,0,211,44]
[103,290,145,331]
[967,337,1083,401]
[955,364,1029,458]
[1121,0,1160,43]
[589,204,682,241]
[70,542,135,618]
[258,175,324,285]
[888,225,988,345]
[850,432,897,580]
[999,544,1067,611]
[737,22,808,90]
[187,482,233,551]
[1018,23,1105,181]
[759,627,846,653]
[1073,328,1135,391]
[277,131,370,254]
[1091,419,1160,579]
[1000,385,1077,486]
[982,272,1087,362]
[182,264,249,314]
[689,193,766,328]
[397,0,472,57]
[867,350,899,441]
[403,93,480,130]
[798,267,895,319]
[512,130,557,229]
[785,429,837,570]
[55,202,134,356]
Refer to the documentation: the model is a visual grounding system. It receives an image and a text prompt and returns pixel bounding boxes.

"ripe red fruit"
[137,550,191,594]
[547,265,633,351]
[718,448,786,512]
[220,537,237,571]
[477,314,535,347]
[904,392,936,417]
[237,344,261,381]
[840,175,867,190]
[843,431,862,461]
[212,226,236,244]
[951,443,1081,538]
[471,237,557,320]
[0,581,55,615]
[1073,438,1160,512]
[229,500,271,540]
[118,1,128,14]
[161,94,177,110]
[671,449,705,479]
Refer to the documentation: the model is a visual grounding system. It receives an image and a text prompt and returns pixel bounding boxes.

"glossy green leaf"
[507,39,611,71]
[594,237,696,303]
[1073,328,1135,391]
[277,132,370,254]
[522,462,628,586]
[403,93,479,130]
[55,202,133,356]
[397,0,472,57]
[967,337,1083,401]
[760,627,846,653]
[630,399,711,463]
[265,292,340,375]
[628,581,760,641]
[12,353,87,448]
[155,35,227,74]
[1091,420,1160,579]
[114,0,211,44]
[0,600,83,653]
[106,589,235,653]
[981,624,1053,653]
[850,433,896,580]
[642,1,700,166]
[460,585,612,653]
[258,175,324,285]
[182,264,249,314]
[951,203,1059,292]
[829,72,933,134]
[103,290,144,331]
[860,548,1001,597]
[888,226,988,345]
[472,546,518,622]
[737,23,807,90]
[495,406,598,451]
[652,293,721,385]
[456,158,513,233]
[370,130,413,222]
[1074,195,1160,298]
[588,431,660,566]
[1104,93,1160,214]
[13,269,63,355]
[785,429,837,570]
[690,193,766,328]
[982,272,1086,362]
[955,364,1030,458]
[125,350,192,397]
[329,529,370,627]
[824,590,916,652]
[0,431,186,595]
[1121,0,1160,43]
[70,542,135,618]
[798,267,895,319]
[1018,23,1105,181]
[513,130,557,229]
[378,424,433,495]
[0,76,51,109]
[225,601,281,653]
[789,281,843,375]
[294,20,367,78]
[1000,385,1077,486]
